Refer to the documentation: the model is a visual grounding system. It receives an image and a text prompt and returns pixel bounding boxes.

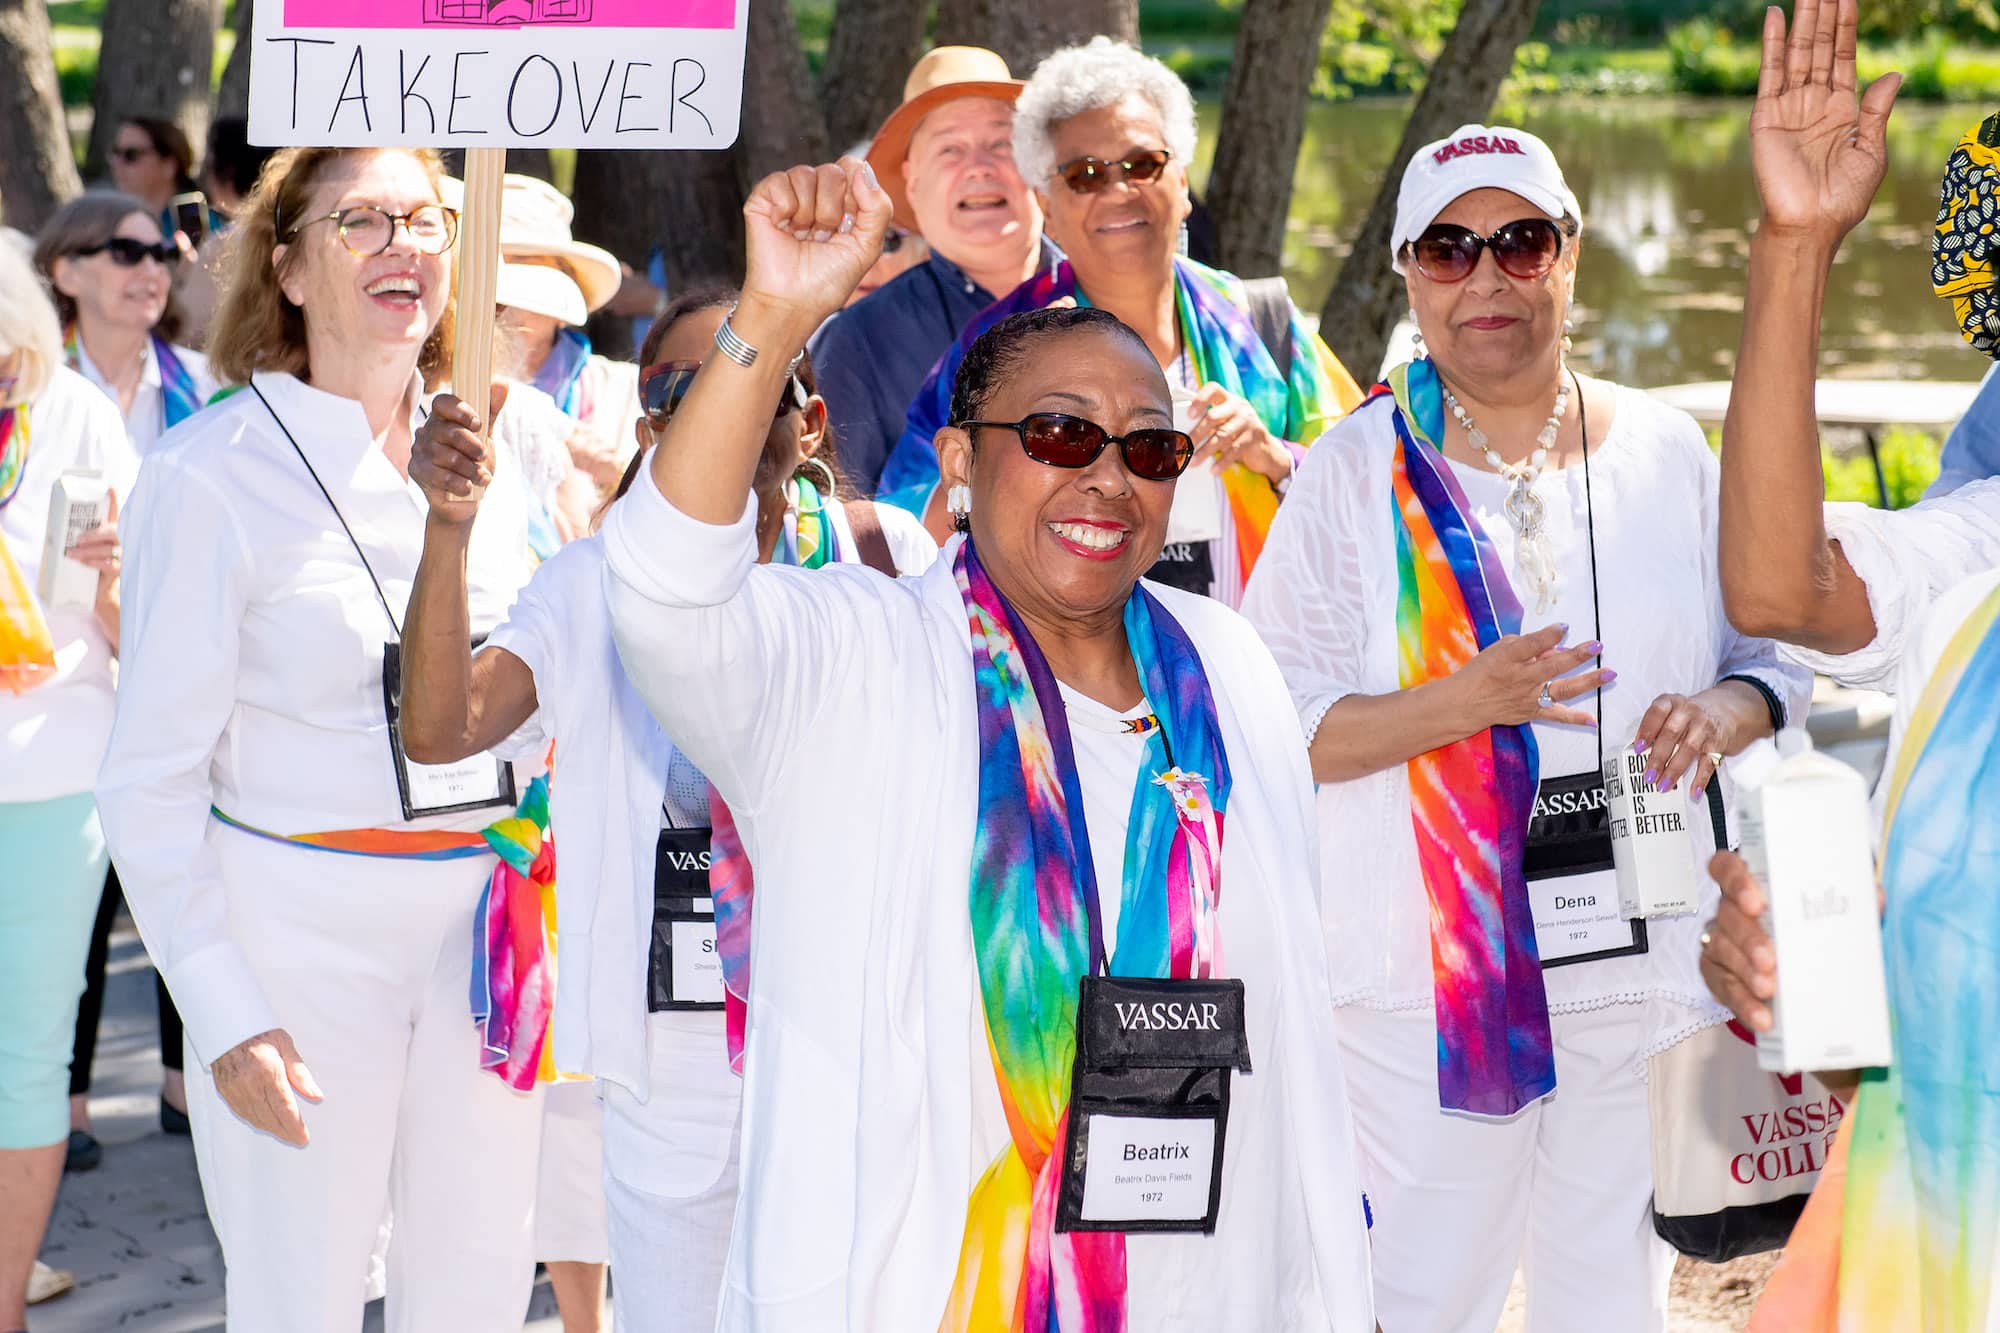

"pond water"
[1191,96,1987,389]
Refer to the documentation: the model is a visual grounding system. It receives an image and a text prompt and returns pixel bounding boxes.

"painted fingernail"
[1601,669,1618,684]
[1643,768,1658,786]
[1585,640,1603,655]
[1633,739,1648,754]
[811,228,833,243]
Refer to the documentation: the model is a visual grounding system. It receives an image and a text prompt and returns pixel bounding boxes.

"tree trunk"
[87,0,223,180]
[215,0,253,122]
[570,147,744,296]
[0,0,83,231]
[1317,0,1543,381]
[821,0,932,152]
[933,0,1137,75]
[1207,0,1333,280]
[733,0,831,188]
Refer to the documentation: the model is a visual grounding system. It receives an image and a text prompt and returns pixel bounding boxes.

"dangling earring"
[1409,312,1425,360]
[947,483,972,534]
[1561,314,1575,356]
[1178,219,1191,258]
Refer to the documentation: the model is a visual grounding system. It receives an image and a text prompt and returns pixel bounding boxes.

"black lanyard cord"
[1575,369,1604,777]
[251,380,406,639]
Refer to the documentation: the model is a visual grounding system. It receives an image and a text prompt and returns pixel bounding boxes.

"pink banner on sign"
[284,0,735,30]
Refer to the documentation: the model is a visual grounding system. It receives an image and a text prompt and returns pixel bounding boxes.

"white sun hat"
[491,173,622,326]
[1390,124,1580,274]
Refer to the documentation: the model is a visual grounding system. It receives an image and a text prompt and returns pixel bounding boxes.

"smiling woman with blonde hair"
[95,144,543,1332]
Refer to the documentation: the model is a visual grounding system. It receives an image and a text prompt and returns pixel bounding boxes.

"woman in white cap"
[1240,124,1810,1330]
[495,174,640,503]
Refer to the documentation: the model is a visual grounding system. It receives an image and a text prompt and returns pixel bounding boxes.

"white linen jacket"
[602,461,1375,1332]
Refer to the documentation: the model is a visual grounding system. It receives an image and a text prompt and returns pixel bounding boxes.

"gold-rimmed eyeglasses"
[287,204,460,257]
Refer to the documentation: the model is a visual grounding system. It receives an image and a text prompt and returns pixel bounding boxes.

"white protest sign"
[249,0,745,148]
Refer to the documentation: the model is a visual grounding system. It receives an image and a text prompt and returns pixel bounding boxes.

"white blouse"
[95,371,535,1067]
[0,366,137,803]
[71,335,217,456]
[602,462,1375,1332]
[1241,383,1811,1058]
[1781,479,2000,689]
[481,501,934,1107]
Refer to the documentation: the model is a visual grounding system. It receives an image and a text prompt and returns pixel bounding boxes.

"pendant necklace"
[1440,366,1570,613]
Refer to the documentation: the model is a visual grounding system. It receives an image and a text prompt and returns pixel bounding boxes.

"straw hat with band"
[492,173,621,328]
[865,46,1024,233]
[1934,111,2000,360]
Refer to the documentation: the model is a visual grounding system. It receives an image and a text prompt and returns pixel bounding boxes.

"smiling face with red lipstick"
[935,312,1180,645]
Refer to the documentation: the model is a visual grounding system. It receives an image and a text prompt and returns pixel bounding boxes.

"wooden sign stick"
[452,145,508,494]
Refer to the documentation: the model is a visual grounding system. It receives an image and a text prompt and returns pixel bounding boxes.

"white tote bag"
[1648,1018,1850,1261]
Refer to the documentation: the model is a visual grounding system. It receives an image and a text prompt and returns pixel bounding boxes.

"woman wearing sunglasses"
[880,37,1364,608]
[34,192,216,456]
[1240,124,1808,1331]
[573,156,1374,1330]
[399,286,933,1333]
[95,146,547,1331]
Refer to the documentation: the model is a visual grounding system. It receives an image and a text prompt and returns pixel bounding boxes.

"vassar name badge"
[1523,770,1646,966]
[649,827,722,1011]
[1056,976,1250,1234]
[380,641,515,821]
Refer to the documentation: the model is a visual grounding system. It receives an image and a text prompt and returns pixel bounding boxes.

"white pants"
[1335,1003,1674,1333]
[602,1012,743,1333]
[538,1080,611,1262]
[188,833,544,1332]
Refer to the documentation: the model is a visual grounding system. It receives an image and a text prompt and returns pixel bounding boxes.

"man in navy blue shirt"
[809,46,1058,492]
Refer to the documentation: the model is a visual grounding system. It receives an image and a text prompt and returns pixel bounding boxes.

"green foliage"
[1658,17,2000,101]
[1821,428,1943,509]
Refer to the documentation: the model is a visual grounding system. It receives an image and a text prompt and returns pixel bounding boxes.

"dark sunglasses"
[1406,217,1568,284]
[79,236,179,267]
[959,411,1194,481]
[1055,148,1172,195]
[882,228,911,255]
[640,359,807,426]
[109,145,157,164]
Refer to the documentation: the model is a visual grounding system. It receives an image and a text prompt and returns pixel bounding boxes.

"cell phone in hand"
[170,191,207,249]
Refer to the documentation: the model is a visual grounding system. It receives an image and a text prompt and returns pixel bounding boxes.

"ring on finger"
[1699,929,1713,950]
[1538,681,1554,709]
[1704,751,1724,767]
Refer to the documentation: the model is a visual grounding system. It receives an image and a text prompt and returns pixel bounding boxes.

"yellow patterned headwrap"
[1934,112,2000,359]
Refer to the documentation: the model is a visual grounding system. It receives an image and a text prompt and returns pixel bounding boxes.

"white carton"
[36,470,109,610]
[1601,746,1700,919]
[1738,730,1893,1074]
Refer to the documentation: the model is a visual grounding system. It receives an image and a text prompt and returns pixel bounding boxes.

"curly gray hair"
[1012,37,1198,190]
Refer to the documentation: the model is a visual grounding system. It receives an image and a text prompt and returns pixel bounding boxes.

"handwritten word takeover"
[249,7,746,149]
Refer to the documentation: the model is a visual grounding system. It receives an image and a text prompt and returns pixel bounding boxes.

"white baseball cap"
[1390,124,1579,274]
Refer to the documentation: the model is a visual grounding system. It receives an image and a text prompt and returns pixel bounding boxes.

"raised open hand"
[740,157,893,336]
[1750,0,1902,243]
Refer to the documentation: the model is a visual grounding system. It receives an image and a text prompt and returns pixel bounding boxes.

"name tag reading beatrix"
[1056,976,1250,1235]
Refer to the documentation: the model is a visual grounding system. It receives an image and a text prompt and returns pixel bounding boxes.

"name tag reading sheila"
[380,642,516,821]
[1056,976,1250,1235]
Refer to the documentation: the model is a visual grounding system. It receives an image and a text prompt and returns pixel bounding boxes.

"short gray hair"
[1013,37,1198,190]
[0,237,62,406]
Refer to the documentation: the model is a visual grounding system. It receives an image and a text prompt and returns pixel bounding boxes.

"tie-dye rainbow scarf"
[709,791,751,1074]
[1826,580,2000,1330]
[470,774,563,1090]
[944,539,1230,1332]
[533,326,593,417]
[0,406,28,509]
[1379,359,1553,1117]
[879,257,1361,605]
[64,325,203,430]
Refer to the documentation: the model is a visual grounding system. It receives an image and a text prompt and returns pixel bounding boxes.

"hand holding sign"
[413,384,507,523]
[738,158,893,346]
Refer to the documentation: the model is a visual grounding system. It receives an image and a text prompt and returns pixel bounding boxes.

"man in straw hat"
[810,45,1058,491]
[495,173,641,499]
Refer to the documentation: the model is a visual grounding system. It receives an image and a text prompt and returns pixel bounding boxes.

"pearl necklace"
[1441,368,1570,613]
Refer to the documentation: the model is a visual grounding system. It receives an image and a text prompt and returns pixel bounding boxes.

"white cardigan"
[602,462,1374,1332]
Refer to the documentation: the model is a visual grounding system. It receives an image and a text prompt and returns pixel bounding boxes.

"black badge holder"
[1055,975,1251,1235]
[380,639,518,821]
[1145,540,1216,599]
[647,805,723,1013]
[1519,376,1644,968]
